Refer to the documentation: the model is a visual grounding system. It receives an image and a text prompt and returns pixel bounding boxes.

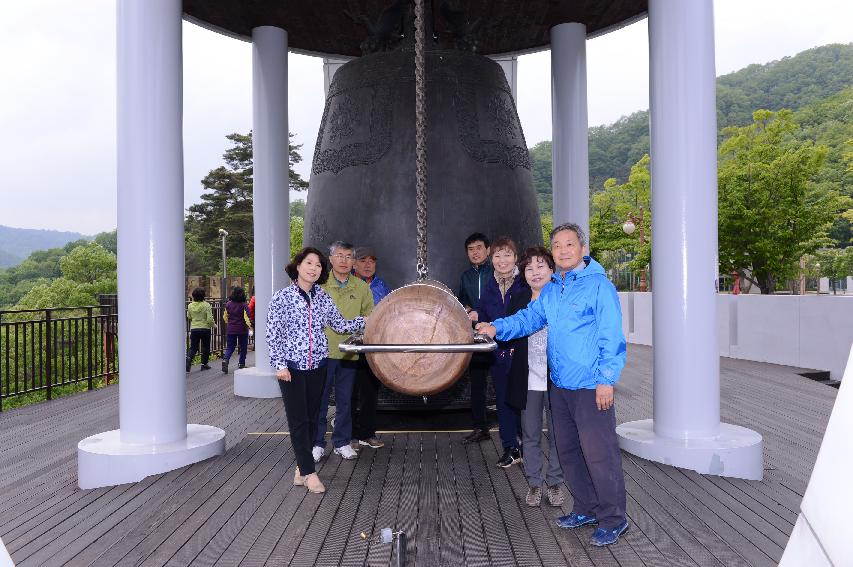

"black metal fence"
[0,305,118,411]
[0,296,255,410]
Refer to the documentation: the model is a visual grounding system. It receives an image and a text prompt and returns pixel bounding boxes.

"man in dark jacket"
[457,232,493,443]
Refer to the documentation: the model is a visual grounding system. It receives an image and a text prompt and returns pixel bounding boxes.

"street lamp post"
[622,205,648,292]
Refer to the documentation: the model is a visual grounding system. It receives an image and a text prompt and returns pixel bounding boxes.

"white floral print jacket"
[266,283,365,371]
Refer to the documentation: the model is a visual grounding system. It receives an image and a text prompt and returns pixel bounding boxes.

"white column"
[78,0,224,489]
[550,23,589,237]
[234,26,291,398]
[616,0,762,480]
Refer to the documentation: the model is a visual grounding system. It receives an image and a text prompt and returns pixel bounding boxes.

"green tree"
[184,132,308,273]
[290,216,304,259]
[529,141,553,215]
[94,230,118,255]
[589,154,652,273]
[290,199,307,219]
[805,248,853,294]
[60,242,117,284]
[718,109,850,294]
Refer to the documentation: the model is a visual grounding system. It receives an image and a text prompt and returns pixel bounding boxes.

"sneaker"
[200,364,211,370]
[186,358,192,372]
[462,429,490,444]
[590,521,630,547]
[546,485,566,506]
[525,486,542,507]
[350,439,362,452]
[358,437,385,449]
[238,362,246,369]
[556,512,599,529]
[334,444,358,460]
[312,446,325,463]
[304,473,326,494]
[221,360,229,373]
[496,447,522,468]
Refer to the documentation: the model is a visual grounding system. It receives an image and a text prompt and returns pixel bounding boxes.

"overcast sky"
[0,1,851,235]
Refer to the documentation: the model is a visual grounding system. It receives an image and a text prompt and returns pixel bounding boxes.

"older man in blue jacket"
[477,222,628,547]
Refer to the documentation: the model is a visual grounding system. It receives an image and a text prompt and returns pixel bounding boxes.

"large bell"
[304,47,542,290]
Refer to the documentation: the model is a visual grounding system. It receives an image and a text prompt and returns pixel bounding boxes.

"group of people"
[185,285,255,373]
[265,242,389,494]
[256,222,628,547]
[470,224,629,547]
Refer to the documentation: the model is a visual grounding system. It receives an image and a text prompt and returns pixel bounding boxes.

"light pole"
[218,228,228,299]
[622,206,647,292]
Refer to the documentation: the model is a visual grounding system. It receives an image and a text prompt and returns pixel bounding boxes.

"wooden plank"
[414,432,439,567]
[338,436,396,567]
[162,437,294,566]
[448,434,492,567]
[263,448,345,566]
[622,455,745,567]
[435,433,465,567]
[489,431,588,567]
[136,434,282,566]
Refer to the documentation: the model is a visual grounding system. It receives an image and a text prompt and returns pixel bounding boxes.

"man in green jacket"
[313,241,374,462]
[186,286,216,372]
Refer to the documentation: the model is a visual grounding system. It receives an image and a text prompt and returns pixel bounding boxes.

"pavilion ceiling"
[182,0,647,57]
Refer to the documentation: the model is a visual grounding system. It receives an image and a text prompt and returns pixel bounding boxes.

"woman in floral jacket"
[267,247,366,494]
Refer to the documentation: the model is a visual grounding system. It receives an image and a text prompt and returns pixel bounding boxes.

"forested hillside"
[531,43,853,212]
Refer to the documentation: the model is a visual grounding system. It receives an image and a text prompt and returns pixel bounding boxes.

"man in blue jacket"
[477,222,629,547]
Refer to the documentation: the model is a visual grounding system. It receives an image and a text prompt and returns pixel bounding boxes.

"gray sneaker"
[547,485,566,506]
[525,486,542,507]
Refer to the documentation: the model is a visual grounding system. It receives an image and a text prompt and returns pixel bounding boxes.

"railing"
[99,294,255,358]
[0,305,118,411]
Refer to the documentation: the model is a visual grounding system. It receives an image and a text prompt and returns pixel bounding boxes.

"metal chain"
[414,0,428,279]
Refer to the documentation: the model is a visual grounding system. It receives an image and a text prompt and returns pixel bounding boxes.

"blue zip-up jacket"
[458,259,493,310]
[492,257,626,390]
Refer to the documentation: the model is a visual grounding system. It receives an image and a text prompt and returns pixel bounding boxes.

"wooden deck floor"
[0,345,837,566]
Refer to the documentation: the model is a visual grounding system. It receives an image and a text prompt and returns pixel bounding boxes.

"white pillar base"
[234,367,282,398]
[617,419,763,480]
[77,424,225,489]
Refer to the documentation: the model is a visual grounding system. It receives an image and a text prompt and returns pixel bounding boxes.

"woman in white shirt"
[505,246,566,507]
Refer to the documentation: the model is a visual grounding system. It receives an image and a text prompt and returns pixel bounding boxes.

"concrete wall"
[619,293,853,379]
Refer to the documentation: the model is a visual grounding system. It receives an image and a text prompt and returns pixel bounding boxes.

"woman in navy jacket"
[470,236,527,468]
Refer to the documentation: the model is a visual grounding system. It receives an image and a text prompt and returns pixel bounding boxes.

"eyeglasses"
[332,253,353,261]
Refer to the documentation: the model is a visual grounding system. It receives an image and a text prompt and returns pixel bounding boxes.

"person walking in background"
[477,223,629,547]
[505,247,565,507]
[313,241,374,462]
[222,286,252,373]
[457,232,493,444]
[248,286,256,325]
[470,236,526,467]
[186,286,215,372]
[350,246,390,452]
[267,247,367,494]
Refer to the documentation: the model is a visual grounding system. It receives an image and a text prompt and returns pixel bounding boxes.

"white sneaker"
[334,444,358,460]
[312,446,324,463]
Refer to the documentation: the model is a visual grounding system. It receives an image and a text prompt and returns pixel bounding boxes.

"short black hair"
[229,286,247,303]
[191,287,205,301]
[464,232,490,249]
[286,247,330,285]
[518,246,556,273]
